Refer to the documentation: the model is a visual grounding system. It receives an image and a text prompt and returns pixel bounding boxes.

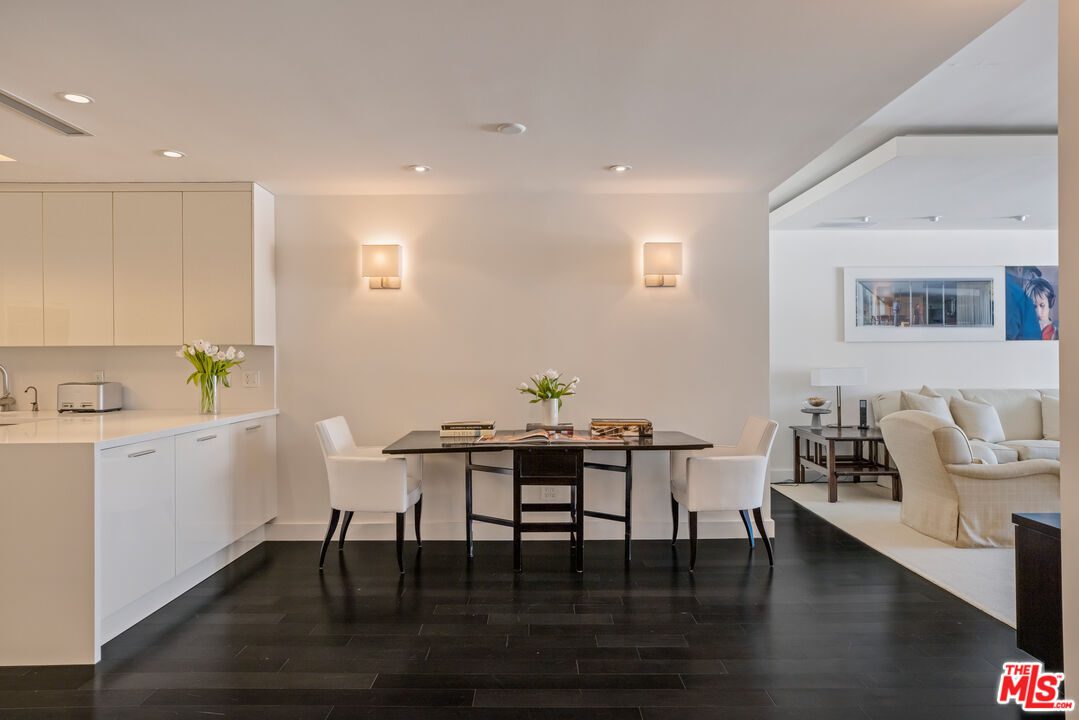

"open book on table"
[478,429,626,444]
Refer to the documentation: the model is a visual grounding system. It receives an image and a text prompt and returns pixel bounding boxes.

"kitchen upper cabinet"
[231,416,277,537]
[175,427,233,573]
[183,187,275,345]
[0,193,43,346]
[113,192,183,345]
[98,437,176,616]
[43,192,113,346]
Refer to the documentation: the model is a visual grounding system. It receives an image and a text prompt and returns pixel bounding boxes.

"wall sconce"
[643,242,682,287]
[361,244,402,289]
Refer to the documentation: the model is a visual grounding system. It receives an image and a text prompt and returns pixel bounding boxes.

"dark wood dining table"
[383,430,712,572]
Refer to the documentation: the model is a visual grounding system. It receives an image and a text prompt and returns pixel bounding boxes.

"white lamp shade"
[810,367,867,387]
[361,244,401,277]
[643,242,683,276]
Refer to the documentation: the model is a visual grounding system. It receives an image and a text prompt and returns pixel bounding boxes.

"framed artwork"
[843,266,1005,342]
[1005,266,1059,341]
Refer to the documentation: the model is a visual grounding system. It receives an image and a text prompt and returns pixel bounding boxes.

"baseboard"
[266,518,775,542]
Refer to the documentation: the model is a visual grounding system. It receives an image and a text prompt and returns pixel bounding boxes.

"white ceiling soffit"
[0,0,1020,195]
[769,0,1057,209]
[769,135,1057,230]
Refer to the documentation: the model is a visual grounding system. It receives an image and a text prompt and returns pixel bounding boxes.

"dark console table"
[790,425,901,503]
[1013,512,1063,671]
[383,430,712,572]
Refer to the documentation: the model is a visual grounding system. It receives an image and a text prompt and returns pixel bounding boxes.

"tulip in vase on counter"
[177,340,245,414]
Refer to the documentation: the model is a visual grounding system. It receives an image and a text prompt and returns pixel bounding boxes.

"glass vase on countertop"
[199,375,220,415]
[178,340,245,415]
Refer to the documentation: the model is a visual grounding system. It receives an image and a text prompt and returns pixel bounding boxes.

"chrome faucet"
[24,386,38,412]
[0,364,13,412]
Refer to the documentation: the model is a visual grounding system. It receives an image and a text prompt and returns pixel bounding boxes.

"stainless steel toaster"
[57,381,124,413]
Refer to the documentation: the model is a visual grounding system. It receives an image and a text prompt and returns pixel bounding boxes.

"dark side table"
[790,425,901,503]
[1013,513,1062,671]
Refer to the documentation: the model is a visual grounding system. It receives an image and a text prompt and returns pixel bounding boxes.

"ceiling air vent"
[0,89,91,136]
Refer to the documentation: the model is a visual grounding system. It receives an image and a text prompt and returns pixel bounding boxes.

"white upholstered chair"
[315,416,423,572]
[670,417,779,571]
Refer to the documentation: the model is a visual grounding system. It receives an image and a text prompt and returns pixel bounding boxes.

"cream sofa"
[872,388,1059,463]
[879,410,1060,547]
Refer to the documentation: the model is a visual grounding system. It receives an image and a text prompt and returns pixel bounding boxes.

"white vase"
[541,398,559,426]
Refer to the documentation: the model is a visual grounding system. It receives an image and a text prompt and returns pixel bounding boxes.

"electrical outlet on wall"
[241,370,261,388]
[541,486,558,501]
[94,371,105,382]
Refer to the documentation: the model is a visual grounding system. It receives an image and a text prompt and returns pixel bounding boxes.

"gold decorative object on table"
[590,418,654,438]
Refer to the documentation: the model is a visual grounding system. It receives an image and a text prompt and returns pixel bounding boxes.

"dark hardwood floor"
[0,491,1036,719]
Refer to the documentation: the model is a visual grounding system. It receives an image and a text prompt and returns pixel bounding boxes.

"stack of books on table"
[590,418,654,438]
[440,421,496,439]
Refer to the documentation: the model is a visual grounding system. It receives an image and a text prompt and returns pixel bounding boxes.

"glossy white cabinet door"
[98,438,176,617]
[43,192,114,345]
[0,193,44,346]
[183,192,252,344]
[175,427,233,573]
[113,192,183,345]
[230,416,276,537]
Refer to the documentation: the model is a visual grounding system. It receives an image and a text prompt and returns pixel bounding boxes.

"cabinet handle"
[196,434,218,442]
[245,424,262,431]
[128,449,157,458]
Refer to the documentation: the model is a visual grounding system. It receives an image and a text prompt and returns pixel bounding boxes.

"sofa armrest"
[945,458,1060,480]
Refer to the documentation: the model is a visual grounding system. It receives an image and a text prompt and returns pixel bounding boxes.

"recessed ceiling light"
[607,164,632,173]
[159,149,185,158]
[929,215,942,223]
[1016,214,1030,222]
[58,92,94,104]
[860,216,872,223]
[496,122,527,135]
[406,165,431,173]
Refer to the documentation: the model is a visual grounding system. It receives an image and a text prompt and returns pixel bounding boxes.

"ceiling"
[0,1,1020,195]
[770,0,1057,208]
[769,135,1057,230]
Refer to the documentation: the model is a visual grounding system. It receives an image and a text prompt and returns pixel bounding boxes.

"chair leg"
[414,496,423,549]
[688,511,698,572]
[319,509,341,571]
[670,494,679,546]
[752,507,774,566]
[739,509,755,549]
[338,511,354,550]
[396,512,406,574]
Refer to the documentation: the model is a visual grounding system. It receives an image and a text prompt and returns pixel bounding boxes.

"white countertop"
[0,409,279,449]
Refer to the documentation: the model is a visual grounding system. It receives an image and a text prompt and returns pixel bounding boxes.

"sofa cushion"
[949,397,1006,443]
[871,388,962,425]
[999,439,1060,461]
[970,440,1019,464]
[959,389,1042,441]
[900,391,954,422]
[1042,393,1060,441]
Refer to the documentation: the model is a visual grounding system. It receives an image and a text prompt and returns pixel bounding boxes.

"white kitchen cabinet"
[175,427,233,573]
[43,192,114,345]
[183,188,275,345]
[0,193,43,345]
[113,192,183,345]
[230,416,277,537]
[98,437,176,617]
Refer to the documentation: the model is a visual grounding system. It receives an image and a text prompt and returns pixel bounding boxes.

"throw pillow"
[900,390,954,422]
[919,385,944,398]
[949,396,1006,443]
[1042,393,1060,441]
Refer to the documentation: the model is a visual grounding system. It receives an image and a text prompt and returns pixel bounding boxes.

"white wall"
[770,229,1059,479]
[1058,0,1077,685]
[0,346,275,412]
[273,193,770,541]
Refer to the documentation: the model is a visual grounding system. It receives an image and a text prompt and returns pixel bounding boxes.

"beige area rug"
[774,482,1016,627]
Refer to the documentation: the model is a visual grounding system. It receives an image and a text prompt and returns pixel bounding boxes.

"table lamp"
[810,367,867,428]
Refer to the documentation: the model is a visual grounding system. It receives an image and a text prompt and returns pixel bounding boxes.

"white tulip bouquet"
[517,369,579,408]
[177,340,245,414]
